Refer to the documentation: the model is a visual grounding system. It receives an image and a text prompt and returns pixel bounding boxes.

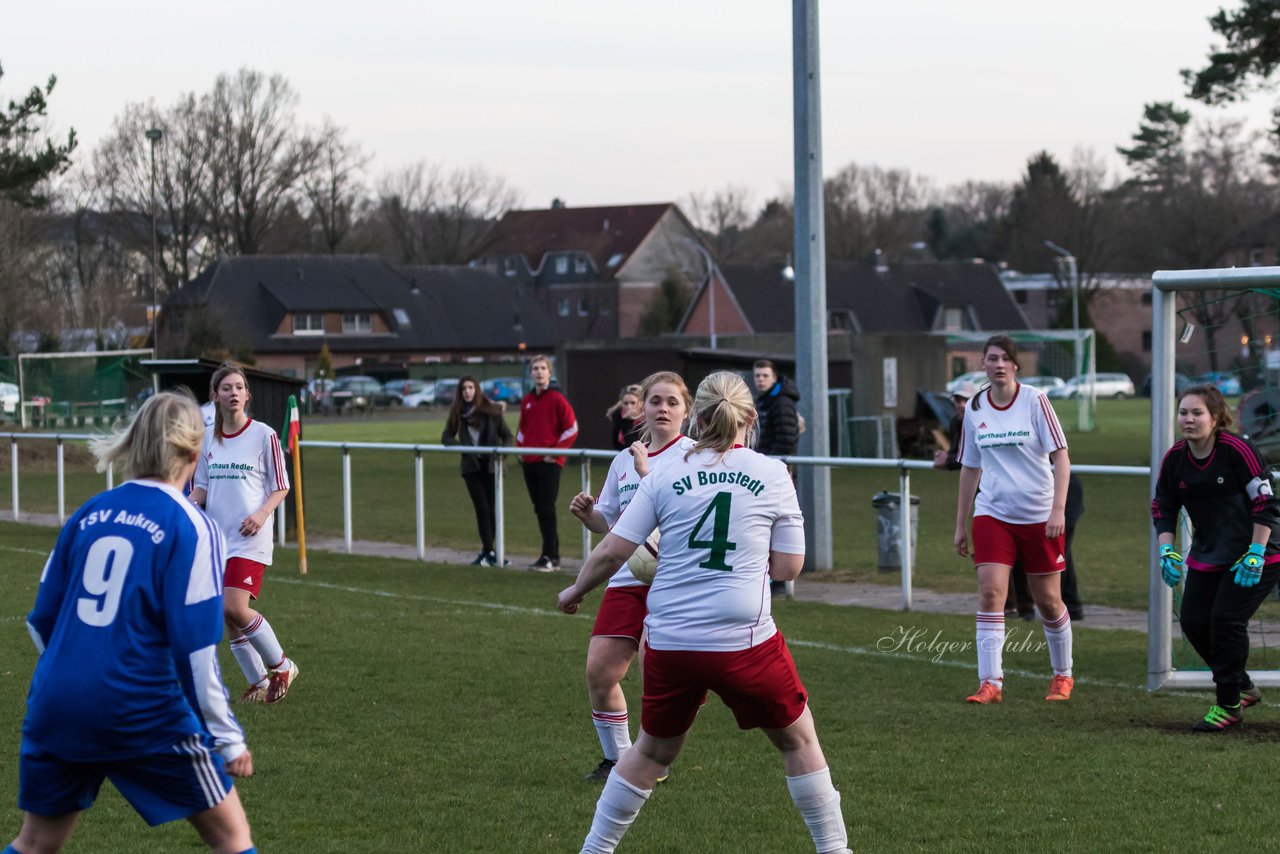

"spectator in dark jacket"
[442,376,514,567]
[753,360,800,456]
[605,384,645,451]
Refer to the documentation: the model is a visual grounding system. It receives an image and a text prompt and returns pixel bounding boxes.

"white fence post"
[581,456,592,563]
[899,464,912,610]
[106,461,114,491]
[56,438,65,522]
[415,450,426,561]
[342,446,353,554]
[277,503,286,546]
[10,440,19,521]
[494,455,505,566]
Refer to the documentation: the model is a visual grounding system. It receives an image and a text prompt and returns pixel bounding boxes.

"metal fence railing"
[1,432,1152,610]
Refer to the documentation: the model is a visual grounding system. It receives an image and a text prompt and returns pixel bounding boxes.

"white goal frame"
[16,349,153,429]
[1149,266,1280,690]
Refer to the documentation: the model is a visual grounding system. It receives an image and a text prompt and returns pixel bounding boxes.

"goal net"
[944,329,1096,431]
[1150,268,1280,689]
[16,350,154,429]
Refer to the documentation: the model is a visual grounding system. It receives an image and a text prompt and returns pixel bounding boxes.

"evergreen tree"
[0,62,77,208]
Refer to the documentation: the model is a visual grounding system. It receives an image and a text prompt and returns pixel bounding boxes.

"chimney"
[550,197,565,209]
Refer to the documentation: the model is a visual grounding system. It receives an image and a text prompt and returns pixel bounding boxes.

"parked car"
[485,376,524,404]
[1022,375,1064,392]
[945,371,987,395]
[0,382,18,416]
[331,375,392,411]
[1194,371,1242,396]
[1047,372,1136,400]
[1141,372,1195,398]
[402,383,437,407]
[383,378,431,405]
[434,378,460,406]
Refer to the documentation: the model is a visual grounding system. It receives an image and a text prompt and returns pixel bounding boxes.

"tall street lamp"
[685,241,718,350]
[145,127,163,351]
[1044,240,1087,431]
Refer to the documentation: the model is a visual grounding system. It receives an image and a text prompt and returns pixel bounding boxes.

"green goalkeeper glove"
[1231,543,1266,588]
[1159,544,1184,588]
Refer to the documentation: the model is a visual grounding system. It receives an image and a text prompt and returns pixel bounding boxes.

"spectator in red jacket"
[517,355,579,571]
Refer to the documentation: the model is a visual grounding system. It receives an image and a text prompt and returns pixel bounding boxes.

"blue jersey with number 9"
[24,480,242,761]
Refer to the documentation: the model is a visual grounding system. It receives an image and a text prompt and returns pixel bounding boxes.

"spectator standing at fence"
[558,371,850,854]
[606,385,645,451]
[954,335,1075,705]
[442,375,513,567]
[190,363,298,705]
[10,392,256,854]
[1152,384,1280,731]
[933,380,980,471]
[753,360,800,458]
[517,355,579,572]
[568,371,691,783]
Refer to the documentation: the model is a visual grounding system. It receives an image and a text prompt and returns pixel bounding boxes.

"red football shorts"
[224,556,265,599]
[592,585,649,642]
[971,515,1066,575]
[641,632,809,739]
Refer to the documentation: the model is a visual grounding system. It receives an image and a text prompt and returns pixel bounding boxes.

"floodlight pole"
[1044,240,1086,431]
[793,0,832,570]
[146,127,163,351]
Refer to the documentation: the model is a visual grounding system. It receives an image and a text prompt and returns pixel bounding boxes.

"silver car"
[1048,373,1135,400]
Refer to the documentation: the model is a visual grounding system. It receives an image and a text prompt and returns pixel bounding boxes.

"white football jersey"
[956,383,1067,524]
[194,419,289,564]
[611,445,805,652]
[594,435,688,589]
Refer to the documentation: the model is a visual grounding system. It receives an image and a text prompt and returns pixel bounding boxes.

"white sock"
[786,767,850,854]
[591,709,632,762]
[976,612,1005,686]
[230,636,269,686]
[1041,611,1073,677]
[240,613,287,671]
[581,772,650,854]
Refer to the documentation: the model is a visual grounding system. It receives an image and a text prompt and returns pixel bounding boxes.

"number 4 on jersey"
[689,491,736,571]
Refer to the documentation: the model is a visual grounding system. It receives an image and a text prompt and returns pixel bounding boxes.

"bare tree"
[823,162,933,262]
[0,200,43,352]
[684,185,753,261]
[204,69,314,255]
[301,119,369,253]
[373,161,520,264]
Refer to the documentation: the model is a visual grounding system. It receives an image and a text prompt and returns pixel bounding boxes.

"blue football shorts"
[19,733,233,826]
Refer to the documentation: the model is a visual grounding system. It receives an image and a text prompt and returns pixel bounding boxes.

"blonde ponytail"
[686,371,757,461]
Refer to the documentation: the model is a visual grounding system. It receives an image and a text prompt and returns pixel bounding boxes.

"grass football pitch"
[2,521,1279,852]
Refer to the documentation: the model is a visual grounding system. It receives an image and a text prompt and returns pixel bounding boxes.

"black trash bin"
[871,490,919,573]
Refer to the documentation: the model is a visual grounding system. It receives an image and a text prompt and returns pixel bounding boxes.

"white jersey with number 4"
[595,435,689,589]
[956,383,1067,525]
[194,419,289,565]
[612,445,805,652]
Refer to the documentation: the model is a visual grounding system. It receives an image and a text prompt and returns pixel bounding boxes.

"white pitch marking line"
[271,577,1144,691]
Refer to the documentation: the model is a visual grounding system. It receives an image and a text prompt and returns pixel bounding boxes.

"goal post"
[1149,266,1280,690]
[16,349,154,429]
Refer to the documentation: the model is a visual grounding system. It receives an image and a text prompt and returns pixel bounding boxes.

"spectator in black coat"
[753,360,800,456]
[605,384,645,451]
[442,375,514,567]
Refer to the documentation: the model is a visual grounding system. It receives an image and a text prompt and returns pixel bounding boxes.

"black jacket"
[756,376,801,456]
[611,409,645,451]
[442,404,514,475]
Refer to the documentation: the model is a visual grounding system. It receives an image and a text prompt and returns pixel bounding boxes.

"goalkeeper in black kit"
[1152,384,1280,732]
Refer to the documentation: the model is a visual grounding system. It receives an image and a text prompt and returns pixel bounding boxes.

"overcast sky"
[3,0,1273,211]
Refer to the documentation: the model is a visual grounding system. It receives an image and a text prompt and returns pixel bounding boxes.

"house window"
[558,298,570,318]
[392,308,411,327]
[293,313,325,335]
[1142,330,1152,352]
[1014,290,1027,304]
[829,311,851,331]
[578,297,590,317]
[1250,247,1266,267]
[503,257,516,276]
[555,255,569,274]
[943,307,964,331]
[574,255,589,274]
[1142,293,1152,305]
[342,313,373,334]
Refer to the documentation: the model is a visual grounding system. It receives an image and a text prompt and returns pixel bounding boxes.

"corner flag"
[283,394,307,575]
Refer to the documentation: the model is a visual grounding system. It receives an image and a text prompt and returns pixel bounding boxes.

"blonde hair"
[90,392,204,482]
[638,371,692,443]
[209,362,251,443]
[687,371,757,460]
